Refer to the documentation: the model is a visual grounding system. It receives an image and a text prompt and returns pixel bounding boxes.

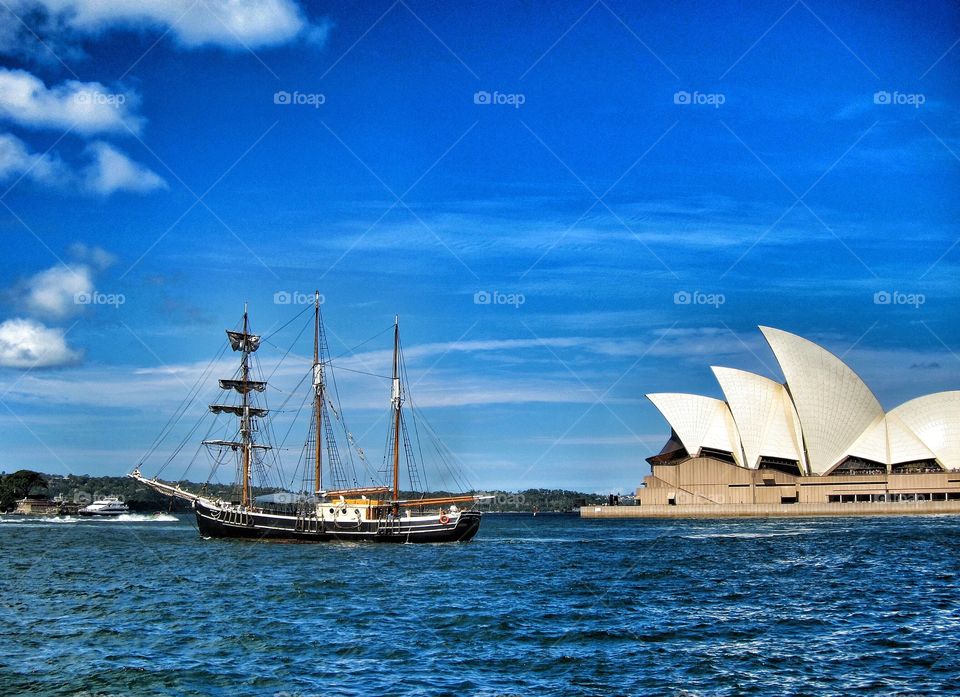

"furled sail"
[131,303,489,544]
[209,404,268,417]
[219,379,267,393]
[202,439,273,450]
[226,330,261,353]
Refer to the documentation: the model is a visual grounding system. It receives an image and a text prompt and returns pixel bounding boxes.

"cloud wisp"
[82,141,167,195]
[0,68,142,134]
[0,0,330,54]
[0,131,65,185]
[0,131,166,195]
[0,245,116,368]
[0,68,166,195]
[20,265,93,319]
[0,318,80,368]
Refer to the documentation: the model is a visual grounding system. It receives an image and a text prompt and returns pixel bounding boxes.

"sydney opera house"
[633,326,960,514]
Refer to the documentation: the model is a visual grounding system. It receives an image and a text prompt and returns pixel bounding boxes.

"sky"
[0,0,958,493]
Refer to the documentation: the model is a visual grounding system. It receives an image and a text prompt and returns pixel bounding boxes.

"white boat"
[78,497,129,517]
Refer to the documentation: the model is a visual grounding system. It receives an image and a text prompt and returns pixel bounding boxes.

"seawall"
[580,501,960,519]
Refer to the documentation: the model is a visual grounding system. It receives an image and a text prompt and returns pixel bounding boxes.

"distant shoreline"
[3,472,610,514]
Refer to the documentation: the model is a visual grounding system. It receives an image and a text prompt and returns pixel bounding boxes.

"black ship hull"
[193,499,482,543]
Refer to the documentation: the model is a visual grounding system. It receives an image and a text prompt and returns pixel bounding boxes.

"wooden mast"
[392,315,401,514]
[313,290,323,495]
[241,304,251,508]
[204,308,270,508]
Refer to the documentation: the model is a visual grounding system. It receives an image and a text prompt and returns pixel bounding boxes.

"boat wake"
[103,513,179,522]
[0,516,80,524]
[1,513,179,524]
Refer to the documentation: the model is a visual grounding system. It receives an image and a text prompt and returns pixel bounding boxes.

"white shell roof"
[885,413,937,464]
[759,326,884,475]
[888,391,960,470]
[646,329,958,475]
[845,415,889,466]
[711,366,806,471]
[646,393,743,467]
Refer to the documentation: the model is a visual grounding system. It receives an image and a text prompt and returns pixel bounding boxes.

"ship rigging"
[131,292,489,542]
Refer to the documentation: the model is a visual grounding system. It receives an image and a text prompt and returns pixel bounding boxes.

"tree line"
[0,471,608,513]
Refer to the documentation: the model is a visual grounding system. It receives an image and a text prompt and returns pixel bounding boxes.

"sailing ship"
[131,292,489,542]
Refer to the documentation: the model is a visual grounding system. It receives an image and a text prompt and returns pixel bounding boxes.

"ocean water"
[1,512,958,696]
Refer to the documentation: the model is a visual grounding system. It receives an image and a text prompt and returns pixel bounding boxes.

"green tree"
[0,470,49,511]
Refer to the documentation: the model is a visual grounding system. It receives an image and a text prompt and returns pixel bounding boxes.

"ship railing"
[375,508,401,535]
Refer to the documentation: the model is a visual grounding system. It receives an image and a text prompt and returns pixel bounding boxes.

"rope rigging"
[138,307,474,504]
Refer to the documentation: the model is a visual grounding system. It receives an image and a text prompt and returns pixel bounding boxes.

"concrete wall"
[582,501,960,519]
[635,456,960,509]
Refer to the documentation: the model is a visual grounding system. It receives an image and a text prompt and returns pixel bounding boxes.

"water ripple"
[1,514,958,695]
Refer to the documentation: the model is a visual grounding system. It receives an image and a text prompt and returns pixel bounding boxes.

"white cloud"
[0,69,163,196]
[0,247,117,369]
[81,141,166,195]
[68,242,116,270]
[4,0,327,51]
[0,131,65,185]
[0,318,80,368]
[22,264,93,319]
[0,67,141,134]
[0,131,164,195]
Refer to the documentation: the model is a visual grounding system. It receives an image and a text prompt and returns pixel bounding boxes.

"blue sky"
[0,0,957,493]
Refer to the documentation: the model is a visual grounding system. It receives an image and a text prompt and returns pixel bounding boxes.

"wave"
[0,513,180,524]
[104,513,180,522]
[480,537,583,543]
[0,515,81,524]
[682,530,815,540]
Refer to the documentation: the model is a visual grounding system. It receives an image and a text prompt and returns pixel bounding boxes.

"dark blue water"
[1,513,958,696]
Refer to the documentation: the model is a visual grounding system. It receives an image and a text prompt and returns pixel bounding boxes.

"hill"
[0,471,606,513]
